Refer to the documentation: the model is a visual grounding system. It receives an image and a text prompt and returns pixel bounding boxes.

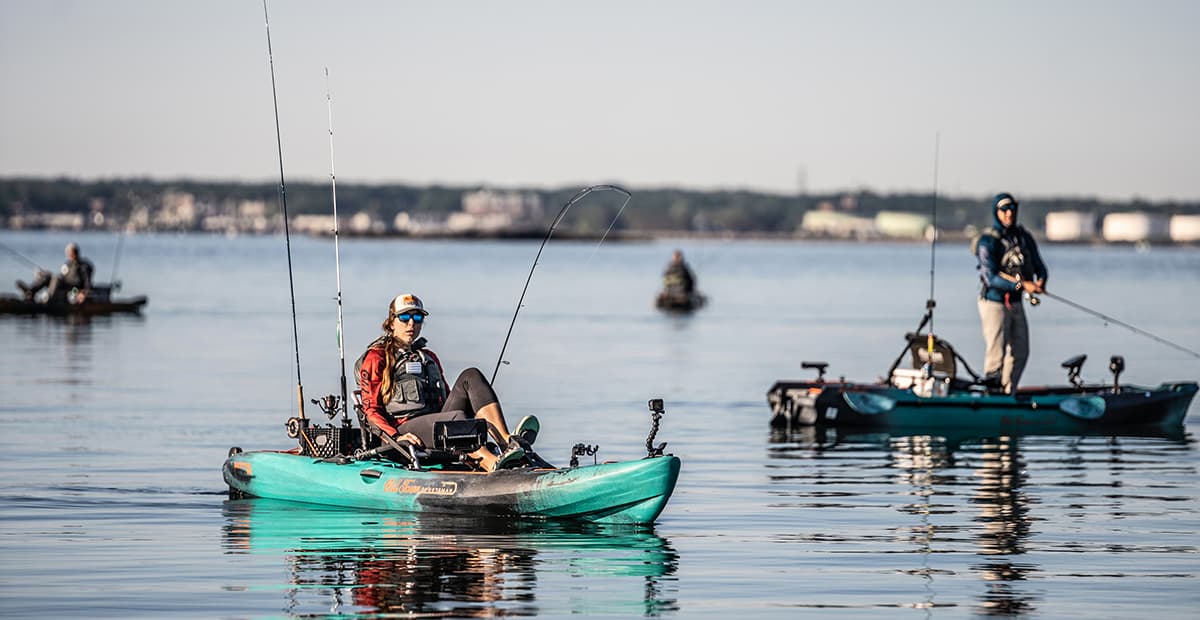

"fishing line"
[0,241,45,272]
[1038,290,1200,359]
[325,66,349,424]
[262,0,308,421]
[584,191,633,265]
[491,184,633,385]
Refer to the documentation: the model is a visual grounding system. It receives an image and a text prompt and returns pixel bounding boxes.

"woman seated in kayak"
[356,293,537,472]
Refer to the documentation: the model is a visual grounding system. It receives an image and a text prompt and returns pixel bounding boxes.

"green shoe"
[494,444,526,470]
[513,415,540,446]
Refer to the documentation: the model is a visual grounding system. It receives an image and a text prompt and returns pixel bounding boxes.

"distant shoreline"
[4,227,1196,247]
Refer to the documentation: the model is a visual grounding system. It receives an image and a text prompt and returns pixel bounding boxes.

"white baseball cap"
[390,293,428,316]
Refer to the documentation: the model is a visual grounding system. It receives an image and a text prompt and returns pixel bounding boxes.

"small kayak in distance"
[0,281,148,316]
[655,290,706,313]
[223,450,681,526]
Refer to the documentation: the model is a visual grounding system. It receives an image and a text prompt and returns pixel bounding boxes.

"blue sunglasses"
[395,312,425,323]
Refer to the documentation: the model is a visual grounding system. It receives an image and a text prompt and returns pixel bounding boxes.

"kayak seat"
[351,391,482,468]
[904,332,958,378]
[900,332,984,387]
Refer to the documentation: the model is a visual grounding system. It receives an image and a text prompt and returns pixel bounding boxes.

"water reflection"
[221,499,679,618]
[769,427,1192,616]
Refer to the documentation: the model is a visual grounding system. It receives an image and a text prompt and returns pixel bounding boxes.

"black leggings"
[397,368,497,447]
[441,367,499,416]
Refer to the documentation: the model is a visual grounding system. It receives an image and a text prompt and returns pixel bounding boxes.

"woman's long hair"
[372,311,400,402]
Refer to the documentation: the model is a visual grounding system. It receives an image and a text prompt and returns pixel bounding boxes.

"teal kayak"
[223,450,680,526]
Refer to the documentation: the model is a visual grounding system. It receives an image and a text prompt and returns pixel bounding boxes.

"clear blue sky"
[1,0,1197,201]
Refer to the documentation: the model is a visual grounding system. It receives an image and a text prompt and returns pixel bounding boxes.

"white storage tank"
[1044,211,1096,241]
[1169,214,1200,242]
[1102,212,1169,242]
[800,210,876,238]
[874,211,931,239]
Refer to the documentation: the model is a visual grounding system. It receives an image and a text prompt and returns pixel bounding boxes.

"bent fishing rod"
[491,184,633,385]
[262,0,308,422]
[325,66,349,424]
[1029,290,1200,359]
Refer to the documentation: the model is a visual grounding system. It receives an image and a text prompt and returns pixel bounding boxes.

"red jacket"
[357,345,447,436]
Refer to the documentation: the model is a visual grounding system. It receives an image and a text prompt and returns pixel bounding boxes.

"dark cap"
[993,193,1018,211]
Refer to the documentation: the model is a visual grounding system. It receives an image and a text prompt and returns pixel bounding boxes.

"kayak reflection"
[768,427,1192,616]
[221,498,679,618]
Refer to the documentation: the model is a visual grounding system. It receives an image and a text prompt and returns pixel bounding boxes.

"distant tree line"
[1,176,1196,235]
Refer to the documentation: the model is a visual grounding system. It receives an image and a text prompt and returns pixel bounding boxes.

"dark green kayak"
[769,320,1196,435]
[0,292,147,316]
[223,450,680,526]
[769,379,1196,434]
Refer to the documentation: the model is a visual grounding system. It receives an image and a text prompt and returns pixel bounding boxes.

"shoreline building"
[1044,211,1097,242]
[1102,212,1169,242]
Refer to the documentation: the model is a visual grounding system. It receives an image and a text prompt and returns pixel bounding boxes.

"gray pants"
[978,297,1029,393]
[23,270,70,303]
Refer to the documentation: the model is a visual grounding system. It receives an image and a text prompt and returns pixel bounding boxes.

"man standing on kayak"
[975,192,1049,394]
[356,293,538,471]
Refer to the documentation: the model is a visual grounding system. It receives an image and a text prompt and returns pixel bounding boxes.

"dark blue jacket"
[976,195,1048,303]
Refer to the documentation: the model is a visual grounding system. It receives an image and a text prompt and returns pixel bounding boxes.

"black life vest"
[973,227,1034,281]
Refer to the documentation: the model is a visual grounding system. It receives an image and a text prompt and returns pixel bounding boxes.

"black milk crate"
[300,426,360,458]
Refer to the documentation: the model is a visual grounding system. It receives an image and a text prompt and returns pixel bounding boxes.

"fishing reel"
[310,394,342,421]
[285,416,308,439]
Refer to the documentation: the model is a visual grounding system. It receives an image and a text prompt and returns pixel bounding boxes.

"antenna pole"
[325,67,349,423]
[263,0,306,419]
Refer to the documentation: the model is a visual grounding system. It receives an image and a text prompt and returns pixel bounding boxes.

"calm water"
[1,229,1198,619]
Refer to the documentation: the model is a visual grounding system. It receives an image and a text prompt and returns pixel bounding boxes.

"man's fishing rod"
[109,231,125,290]
[491,184,633,385]
[325,66,349,425]
[262,0,308,423]
[1028,290,1200,359]
[924,132,940,376]
[0,241,45,272]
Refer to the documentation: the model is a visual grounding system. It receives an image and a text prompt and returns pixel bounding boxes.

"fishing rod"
[923,133,940,377]
[1032,290,1200,359]
[262,0,308,423]
[109,230,125,290]
[491,184,633,385]
[324,66,349,424]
